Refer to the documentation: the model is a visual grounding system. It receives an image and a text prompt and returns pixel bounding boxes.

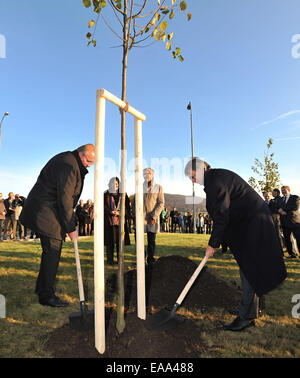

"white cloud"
[255,110,300,129]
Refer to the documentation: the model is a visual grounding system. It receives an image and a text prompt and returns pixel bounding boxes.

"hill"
[164,193,206,213]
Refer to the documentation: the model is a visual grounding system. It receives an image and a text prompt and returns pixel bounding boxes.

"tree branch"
[109,0,126,16]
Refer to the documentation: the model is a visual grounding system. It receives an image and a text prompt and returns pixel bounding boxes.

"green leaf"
[83,0,92,7]
[92,39,97,47]
[180,1,187,11]
[88,20,95,28]
[178,55,184,62]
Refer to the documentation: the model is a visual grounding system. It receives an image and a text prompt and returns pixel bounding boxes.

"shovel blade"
[148,307,185,331]
[69,309,94,331]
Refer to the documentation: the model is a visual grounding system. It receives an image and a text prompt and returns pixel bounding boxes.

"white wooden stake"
[134,117,146,320]
[94,88,146,354]
[94,92,106,355]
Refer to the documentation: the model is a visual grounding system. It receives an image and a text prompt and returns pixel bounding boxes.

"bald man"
[20,144,95,307]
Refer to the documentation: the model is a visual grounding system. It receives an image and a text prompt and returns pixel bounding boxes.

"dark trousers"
[282,226,300,257]
[35,235,63,303]
[147,232,156,258]
[106,225,119,263]
[0,219,5,238]
[238,270,260,320]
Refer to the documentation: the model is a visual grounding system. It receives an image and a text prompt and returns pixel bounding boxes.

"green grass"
[0,233,299,358]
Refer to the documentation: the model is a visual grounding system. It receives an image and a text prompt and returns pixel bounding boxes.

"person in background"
[278,185,300,258]
[133,168,164,264]
[20,144,95,307]
[3,192,15,240]
[0,193,6,241]
[83,199,94,236]
[104,177,130,265]
[11,194,25,240]
[76,199,86,236]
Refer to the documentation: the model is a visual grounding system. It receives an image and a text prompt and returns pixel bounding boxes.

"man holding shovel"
[185,158,287,331]
[20,144,95,307]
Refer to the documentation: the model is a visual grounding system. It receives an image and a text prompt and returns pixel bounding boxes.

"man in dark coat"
[20,144,95,307]
[278,185,300,258]
[185,157,287,331]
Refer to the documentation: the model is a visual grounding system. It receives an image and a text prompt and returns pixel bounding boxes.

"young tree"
[82,0,191,334]
[248,138,281,194]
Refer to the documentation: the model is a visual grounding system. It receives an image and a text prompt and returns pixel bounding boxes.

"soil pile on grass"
[46,255,241,358]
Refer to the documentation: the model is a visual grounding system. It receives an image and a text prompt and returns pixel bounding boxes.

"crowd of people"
[160,208,213,234]
[0,192,96,241]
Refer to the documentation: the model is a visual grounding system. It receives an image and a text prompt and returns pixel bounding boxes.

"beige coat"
[142,180,164,233]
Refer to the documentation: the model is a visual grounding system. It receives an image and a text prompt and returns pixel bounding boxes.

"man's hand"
[278,208,287,216]
[205,245,216,259]
[68,229,78,243]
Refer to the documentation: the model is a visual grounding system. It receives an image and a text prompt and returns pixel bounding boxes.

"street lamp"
[187,102,196,233]
[0,112,9,148]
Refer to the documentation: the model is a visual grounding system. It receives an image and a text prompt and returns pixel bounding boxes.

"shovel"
[69,239,94,330]
[149,255,208,331]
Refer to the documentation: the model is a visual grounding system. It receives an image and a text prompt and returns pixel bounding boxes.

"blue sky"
[0,0,300,201]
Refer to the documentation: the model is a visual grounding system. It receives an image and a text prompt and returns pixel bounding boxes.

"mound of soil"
[46,255,241,358]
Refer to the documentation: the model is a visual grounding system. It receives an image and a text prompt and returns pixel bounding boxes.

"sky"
[0,0,300,202]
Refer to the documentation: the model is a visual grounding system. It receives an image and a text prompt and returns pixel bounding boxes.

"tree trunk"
[116,0,129,334]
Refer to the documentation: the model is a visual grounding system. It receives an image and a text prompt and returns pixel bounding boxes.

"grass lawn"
[0,233,299,358]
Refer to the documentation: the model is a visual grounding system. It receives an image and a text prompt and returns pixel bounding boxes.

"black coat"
[104,190,131,246]
[279,195,300,228]
[204,169,287,297]
[20,150,88,240]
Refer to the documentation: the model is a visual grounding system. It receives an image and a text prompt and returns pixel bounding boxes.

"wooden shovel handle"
[74,239,85,302]
[176,256,208,306]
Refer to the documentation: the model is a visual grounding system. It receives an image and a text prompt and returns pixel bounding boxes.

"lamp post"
[0,112,9,148]
[187,102,196,233]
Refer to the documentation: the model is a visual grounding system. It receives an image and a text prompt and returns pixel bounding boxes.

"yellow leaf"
[153,27,158,36]
[88,19,95,28]
[169,9,174,19]
[167,32,173,40]
[187,13,192,21]
[160,20,167,31]
[166,41,171,50]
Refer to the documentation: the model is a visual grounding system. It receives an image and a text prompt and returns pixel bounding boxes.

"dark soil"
[46,255,241,358]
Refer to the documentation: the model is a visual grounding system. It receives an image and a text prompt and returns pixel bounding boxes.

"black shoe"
[40,295,69,307]
[223,316,255,331]
[228,309,263,317]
